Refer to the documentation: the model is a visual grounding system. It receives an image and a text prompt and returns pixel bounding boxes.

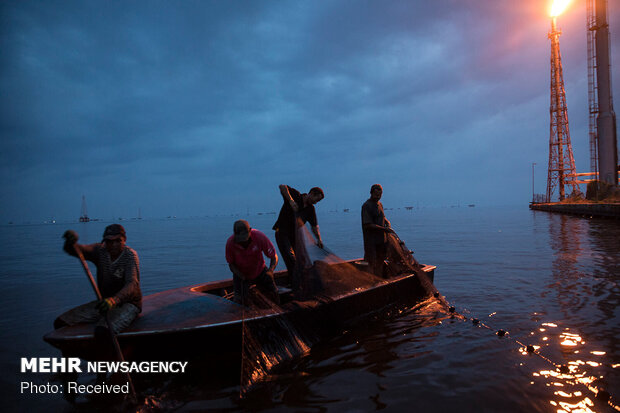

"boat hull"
[44,261,436,363]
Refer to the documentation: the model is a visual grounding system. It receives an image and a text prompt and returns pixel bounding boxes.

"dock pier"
[529,202,620,219]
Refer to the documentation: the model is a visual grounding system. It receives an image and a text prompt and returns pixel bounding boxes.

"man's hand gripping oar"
[62,231,137,403]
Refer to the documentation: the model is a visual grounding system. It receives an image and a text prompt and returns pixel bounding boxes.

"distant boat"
[404,206,413,210]
[468,204,476,208]
[79,195,90,222]
[343,208,349,212]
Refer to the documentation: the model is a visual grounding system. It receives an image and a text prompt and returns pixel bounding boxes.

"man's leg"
[100,303,140,335]
[366,243,379,276]
[376,243,388,277]
[93,304,139,387]
[233,273,250,306]
[54,300,101,329]
[255,268,281,305]
[275,230,298,291]
[94,303,140,359]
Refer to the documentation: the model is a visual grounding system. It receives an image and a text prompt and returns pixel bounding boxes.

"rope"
[431,293,619,411]
[239,282,246,399]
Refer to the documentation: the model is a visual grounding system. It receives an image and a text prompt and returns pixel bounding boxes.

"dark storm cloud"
[1,1,618,221]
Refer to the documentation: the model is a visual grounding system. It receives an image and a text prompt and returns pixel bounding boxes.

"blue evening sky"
[1,0,618,222]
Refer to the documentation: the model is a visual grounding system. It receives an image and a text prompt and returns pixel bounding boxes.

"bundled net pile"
[295,225,427,299]
[294,225,383,300]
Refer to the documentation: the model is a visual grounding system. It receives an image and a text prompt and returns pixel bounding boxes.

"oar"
[66,237,137,402]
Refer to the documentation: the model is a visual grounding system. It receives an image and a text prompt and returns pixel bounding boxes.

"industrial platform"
[529,202,620,219]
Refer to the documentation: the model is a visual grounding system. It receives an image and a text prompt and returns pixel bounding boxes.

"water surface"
[1,205,618,412]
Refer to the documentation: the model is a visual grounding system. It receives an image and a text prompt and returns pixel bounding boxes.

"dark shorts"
[233,267,280,305]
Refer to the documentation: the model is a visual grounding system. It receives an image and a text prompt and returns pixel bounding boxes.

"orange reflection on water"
[559,398,595,413]
[560,332,584,347]
[535,365,601,412]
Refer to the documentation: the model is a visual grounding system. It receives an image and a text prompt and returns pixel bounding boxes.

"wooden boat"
[44,259,437,365]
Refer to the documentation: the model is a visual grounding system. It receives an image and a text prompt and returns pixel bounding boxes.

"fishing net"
[239,289,312,398]
[240,223,431,397]
[384,232,422,277]
[294,224,383,300]
[294,224,429,299]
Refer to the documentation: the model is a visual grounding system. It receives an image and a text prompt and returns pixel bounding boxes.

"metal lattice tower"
[546,17,581,202]
[586,0,599,176]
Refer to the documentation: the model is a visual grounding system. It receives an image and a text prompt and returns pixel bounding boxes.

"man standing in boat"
[226,220,280,305]
[362,184,394,277]
[273,185,324,295]
[56,224,142,346]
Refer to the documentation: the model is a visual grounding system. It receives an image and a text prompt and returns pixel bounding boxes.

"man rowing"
[56,224,142,343]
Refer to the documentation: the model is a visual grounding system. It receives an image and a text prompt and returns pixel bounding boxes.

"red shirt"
[225,229,276,280]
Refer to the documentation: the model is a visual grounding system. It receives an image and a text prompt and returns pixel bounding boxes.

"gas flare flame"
[550,0,572,17]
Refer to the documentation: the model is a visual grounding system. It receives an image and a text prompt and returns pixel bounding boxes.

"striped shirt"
[70,243,142,311]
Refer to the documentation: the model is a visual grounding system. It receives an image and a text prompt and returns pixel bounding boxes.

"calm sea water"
[1,206,619,412]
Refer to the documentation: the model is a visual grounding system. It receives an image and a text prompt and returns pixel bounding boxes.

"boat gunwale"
[44,262,436,342]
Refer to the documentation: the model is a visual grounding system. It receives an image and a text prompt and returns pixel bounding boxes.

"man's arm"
[266,254,278,274]
[311,225,324,249]
[362,222,393,232]
[258,231,278,273]
[279,184,299,212]
[384,218,391,228]
[62,230,98,262]
[361,205,392,233]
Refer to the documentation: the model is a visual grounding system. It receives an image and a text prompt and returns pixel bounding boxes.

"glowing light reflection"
[532,324,607,413]
[558,399,594,412]
[550,0,572,17]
